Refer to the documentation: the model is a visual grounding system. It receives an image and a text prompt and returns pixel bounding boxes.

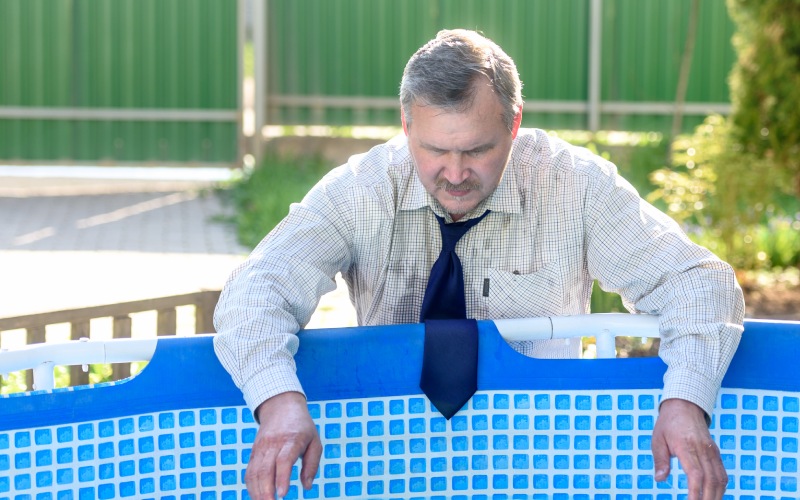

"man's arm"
[214,167,357,496]
[582,157,744,499]
[584,169,744,409]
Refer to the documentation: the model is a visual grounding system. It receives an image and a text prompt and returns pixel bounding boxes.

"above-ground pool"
[1,316,798,499]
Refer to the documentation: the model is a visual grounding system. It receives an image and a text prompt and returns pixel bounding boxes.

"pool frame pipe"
[0,313,660,391]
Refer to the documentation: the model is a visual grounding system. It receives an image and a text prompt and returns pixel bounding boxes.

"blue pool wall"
[0,318,798,498]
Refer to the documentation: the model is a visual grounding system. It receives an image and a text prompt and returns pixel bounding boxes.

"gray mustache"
[436,180,481,191]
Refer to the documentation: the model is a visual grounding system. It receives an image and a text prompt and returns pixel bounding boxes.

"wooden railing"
[0,290,220,390]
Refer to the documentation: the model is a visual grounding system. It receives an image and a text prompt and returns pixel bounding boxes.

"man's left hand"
[651,398,727,499]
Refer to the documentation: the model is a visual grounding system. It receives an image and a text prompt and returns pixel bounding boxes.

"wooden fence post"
[157,308,177,336]
[195,291,220,334]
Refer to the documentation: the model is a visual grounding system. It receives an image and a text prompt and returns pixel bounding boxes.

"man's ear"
[401,109,409,136]
[511,106,523,139]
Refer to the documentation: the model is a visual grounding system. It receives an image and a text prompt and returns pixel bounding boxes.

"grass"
[222,154,336,248]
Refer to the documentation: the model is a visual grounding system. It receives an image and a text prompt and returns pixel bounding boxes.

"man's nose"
[440,153,470,185]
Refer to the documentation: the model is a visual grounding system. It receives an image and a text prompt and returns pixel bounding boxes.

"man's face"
[404,83,520,221]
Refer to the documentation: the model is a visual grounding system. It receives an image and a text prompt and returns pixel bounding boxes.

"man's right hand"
[245,391,322,499]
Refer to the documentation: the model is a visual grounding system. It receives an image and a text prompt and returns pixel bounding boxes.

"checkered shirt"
[213,128,745,417]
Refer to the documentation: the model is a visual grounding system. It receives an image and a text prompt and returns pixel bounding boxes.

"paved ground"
[0,166,247,320]
[0,166,356,329]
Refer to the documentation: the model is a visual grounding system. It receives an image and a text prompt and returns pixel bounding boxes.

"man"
[214,29,744,500]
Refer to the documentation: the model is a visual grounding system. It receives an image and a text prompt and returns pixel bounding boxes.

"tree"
[649,1,800,269]
[727,0,800,196]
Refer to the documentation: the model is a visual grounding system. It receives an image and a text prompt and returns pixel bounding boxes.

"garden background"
[1,0,798,380]
[227,0,800,334]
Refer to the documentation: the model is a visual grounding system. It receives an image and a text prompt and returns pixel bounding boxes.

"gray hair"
[399,29,523,132]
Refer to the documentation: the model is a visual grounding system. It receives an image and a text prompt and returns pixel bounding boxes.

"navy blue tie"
[419,210,490,321]
[419,210,489,419]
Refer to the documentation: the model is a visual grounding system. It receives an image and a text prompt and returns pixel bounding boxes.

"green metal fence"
[1,0,738,166]
[0,0,241,165]
[262,0,735,133]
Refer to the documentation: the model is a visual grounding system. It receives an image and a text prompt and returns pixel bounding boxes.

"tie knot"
[435,210,490,251]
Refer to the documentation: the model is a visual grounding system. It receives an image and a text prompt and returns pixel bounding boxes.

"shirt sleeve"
[583,159,745,417]
[212,168,355,414]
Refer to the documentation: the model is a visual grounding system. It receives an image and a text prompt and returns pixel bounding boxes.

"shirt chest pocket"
[485,262,564,319]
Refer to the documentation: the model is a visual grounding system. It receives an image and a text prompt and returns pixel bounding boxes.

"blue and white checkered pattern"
[2,388,797,499]
[0,404,255,500]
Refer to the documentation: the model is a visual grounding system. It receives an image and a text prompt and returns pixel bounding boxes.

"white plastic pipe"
[0,338,159,373]
[32,361,55,391]
[0,338,159,391]
[494,313,660,358]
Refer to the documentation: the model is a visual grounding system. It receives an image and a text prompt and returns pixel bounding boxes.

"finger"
[679,442,706,499]
[245,438,278,500]
[301,434,323,489]
[681,437,726,500]
[275,440,306,498]
[699,440,727,500]
[650,428,672,482]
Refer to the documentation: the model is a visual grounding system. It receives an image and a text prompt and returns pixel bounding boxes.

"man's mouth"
[446,188,472,197]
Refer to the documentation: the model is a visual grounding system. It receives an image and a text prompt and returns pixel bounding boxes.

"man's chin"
[440,201,478,219]
[433,190,485,217]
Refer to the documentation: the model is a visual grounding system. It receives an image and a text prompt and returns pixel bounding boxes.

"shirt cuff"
[240,362,306,419]
[661,367,720,421]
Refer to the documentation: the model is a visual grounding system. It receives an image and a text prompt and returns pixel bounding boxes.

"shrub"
[648,115,800,269]
[727,0,800,196]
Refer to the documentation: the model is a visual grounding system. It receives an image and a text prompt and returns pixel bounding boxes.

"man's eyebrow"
[419,141,496,153]
[465,143,495,153]
[420,142,447,152]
